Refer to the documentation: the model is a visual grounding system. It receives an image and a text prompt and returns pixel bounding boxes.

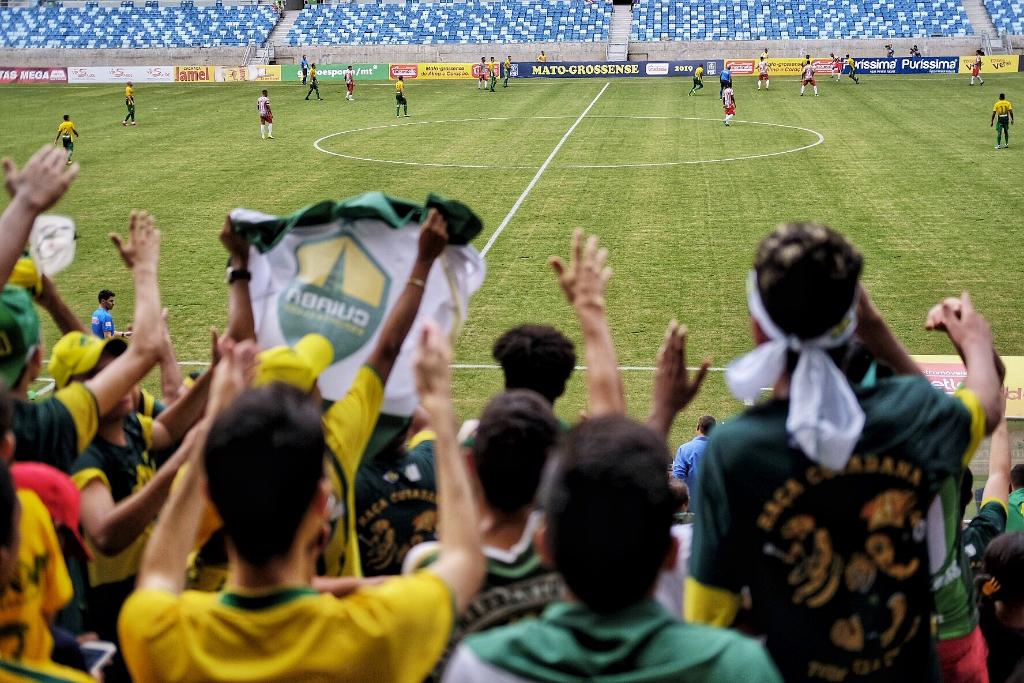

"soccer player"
[719,65,732,100]
[757,56,770,90]
[722,83,736,126]
[258,89,273,140]
[537,50,547,62]
[971,50,985,86]
[831,53,842,81]
[688,64,704,95]
[846,54,860,84]
[477,57,487,90]
[53,115,78,165]
[91,289,129,339]
[122,81,136,127]
[761,48,769,60]
[799,61,818,96]
[395,75,408,117]
[304,63,322,101]
[300,54,309,85]
[991,92,1014,149]
[503,55,512,88]
[803,53,811,66]
[489,57,497,92]
[344,65,355,101]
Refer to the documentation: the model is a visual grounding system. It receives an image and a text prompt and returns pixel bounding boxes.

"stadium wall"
[0,37,993,68]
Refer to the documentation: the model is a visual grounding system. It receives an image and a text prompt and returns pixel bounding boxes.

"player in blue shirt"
[670,415,715,509]
[91,289,129,339]
[719,66,732,100]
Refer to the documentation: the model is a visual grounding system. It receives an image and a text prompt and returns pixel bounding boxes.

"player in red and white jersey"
[831,53,842,81]
[971,50,985,86]
[257,89,273,139]
[477,57,488,90]
[757,56,770,91]
[800,62,818,97]
[722,84,736,126]
[344,65,356,101]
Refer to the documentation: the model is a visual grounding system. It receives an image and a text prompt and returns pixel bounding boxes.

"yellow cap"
[253,334,334,392]
[48,331,128,389]
[9,257,42,297]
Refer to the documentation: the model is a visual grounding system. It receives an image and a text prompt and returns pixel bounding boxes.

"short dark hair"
[668,478,689,512]
[493,325,576,404]
[543,416,674,613]
[473,390,559,514]
[204,385,325,566]
[755,222,863,340]
[978,532,1024,603]
[262,89,268,95]
[0,461,14,551]
[1000,93,1006,100]
[697,415,716,435]
[1011,464,1024,490]
[97,289,114,302]
[62,114,70,121]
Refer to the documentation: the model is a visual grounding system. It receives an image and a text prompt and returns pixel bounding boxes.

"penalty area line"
[480,81,611,258]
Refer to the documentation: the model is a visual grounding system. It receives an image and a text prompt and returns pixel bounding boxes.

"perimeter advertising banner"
[0,67,67,84]
[726,57,833,75]
[957,54,1020,74]
[215,65,282,82]
[511,60,720,79]
[281,63,388,81]
[174,65,214,82]
[912,354,1024,419]
[852,56,960,74]
[68,66,173,83]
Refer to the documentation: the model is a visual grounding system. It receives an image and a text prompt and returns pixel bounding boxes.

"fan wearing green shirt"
[1008,464,1024,532]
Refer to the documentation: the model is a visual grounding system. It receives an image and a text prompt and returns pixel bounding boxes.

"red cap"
[11,463,92,561]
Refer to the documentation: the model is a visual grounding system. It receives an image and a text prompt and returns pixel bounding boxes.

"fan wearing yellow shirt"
[537,50,547,62]
[117,325,485,683]
[122,82,136,127]
[991,93,1014,149]
[395,76,408,117]
[0,449,92,682]
[53,115,78,165]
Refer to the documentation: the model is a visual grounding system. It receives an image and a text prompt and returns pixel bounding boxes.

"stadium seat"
[0,2,276,47]
[984,0,1024,33]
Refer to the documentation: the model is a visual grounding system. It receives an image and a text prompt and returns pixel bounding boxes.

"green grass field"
[2,73,1022,448]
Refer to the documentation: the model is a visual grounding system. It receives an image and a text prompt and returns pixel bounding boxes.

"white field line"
[480,81,611,257]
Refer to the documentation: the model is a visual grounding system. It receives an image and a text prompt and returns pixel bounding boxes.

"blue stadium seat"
[0,2,276,47]
[984,0,1024,33]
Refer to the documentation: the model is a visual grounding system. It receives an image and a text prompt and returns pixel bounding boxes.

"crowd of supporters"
[0,144,1022,683]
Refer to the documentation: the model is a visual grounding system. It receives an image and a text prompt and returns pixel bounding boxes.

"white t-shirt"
[803,64,815,80]
[758,60,769,75]
[257,95,270,115]
[344,68,355,84]
[723,88,735,107]
[654,524,692,618]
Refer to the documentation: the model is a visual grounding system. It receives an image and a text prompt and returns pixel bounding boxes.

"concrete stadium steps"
[963,0,998,34]
[608,4,630,61]
[265,9,296,47]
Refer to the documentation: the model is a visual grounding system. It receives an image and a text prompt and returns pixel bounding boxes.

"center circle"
[313,116,824,169]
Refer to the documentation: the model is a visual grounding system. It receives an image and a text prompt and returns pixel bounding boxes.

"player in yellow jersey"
[688,65,704,95]
[991,93,1014,149]
[53,115,78,165]
[845,55,860,84]
[489,57,498,92]
[503,55,512,87]
[538,50,548,62]
[122,81,136,126]
[395,75,408,117]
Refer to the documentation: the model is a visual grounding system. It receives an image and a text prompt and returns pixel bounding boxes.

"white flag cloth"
[725,271,864,470]
[234,207,485,415]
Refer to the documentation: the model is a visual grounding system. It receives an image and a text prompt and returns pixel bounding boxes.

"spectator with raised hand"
[492,324,576,409]
[404,388,564,681]
[119,325,484,682]
[444,415,781,683]
[549,229,624,417]
[0,146,78,289]
[686,223,1004,682]
[976,532,1024,682]
[648,319,710,440]
[3,210,164,473]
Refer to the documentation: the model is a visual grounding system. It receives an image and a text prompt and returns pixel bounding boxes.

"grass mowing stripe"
[480,81,611,257]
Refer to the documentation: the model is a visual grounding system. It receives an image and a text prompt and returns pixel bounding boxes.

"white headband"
[725,271,865,470]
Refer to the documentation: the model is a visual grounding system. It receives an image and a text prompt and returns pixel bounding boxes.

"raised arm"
[149,368,213,452]
[982,415,1011,506]
[83,210,163,416]
[0,146,78,287]
[415,323,484,613]
[35,274,87,335]
[855,285,920,377]
[647,319,710,439]
[156,308,186,405]
[549,229,625,417]
[926,292,1004,434]
[365,208,448,381]
[220,216,256,343]
[135,339,256,593]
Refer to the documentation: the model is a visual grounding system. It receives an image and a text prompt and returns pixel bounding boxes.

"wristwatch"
[226,267,252,284]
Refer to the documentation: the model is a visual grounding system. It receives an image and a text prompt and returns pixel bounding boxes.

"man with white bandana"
[686,223,1005,683]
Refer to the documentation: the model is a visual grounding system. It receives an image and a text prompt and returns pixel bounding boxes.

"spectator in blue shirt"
[90,289,129,339]
[671,415,715,509]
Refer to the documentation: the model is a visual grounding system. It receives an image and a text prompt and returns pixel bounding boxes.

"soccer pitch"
[3,74,1022,447]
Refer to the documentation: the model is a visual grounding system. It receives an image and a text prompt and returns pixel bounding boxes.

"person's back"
[444,416,781,683]
[686,222,1004,682]
[1007,464,1024,532]
[492,325,576,407]
[671,415,714,507]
